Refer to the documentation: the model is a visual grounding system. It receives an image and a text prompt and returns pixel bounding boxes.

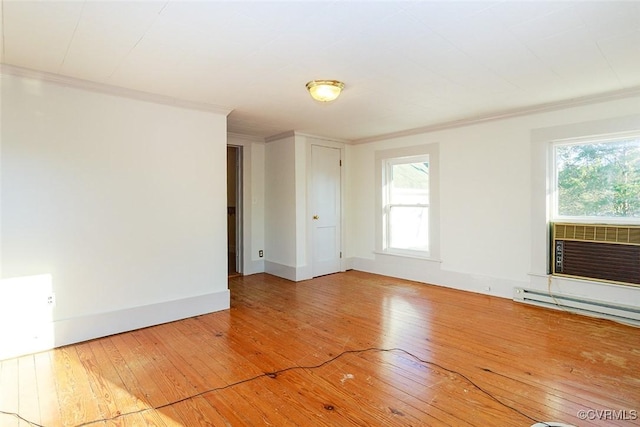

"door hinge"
[339,160,342,166]
[340,251,342,258]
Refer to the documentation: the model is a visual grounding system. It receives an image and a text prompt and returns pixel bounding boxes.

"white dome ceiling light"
[305,80,345,103]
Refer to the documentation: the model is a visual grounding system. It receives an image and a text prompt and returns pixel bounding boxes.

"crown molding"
[265,130,350,144]
[353,86,640,144]
[0,64,233,116]
[227,132,265,143]
[265,130,296,143]
[294,131,351,144]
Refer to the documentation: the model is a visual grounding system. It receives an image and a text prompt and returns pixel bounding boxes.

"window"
[552,133,640,223]
[383,155,430,255]
[375,143,439,260]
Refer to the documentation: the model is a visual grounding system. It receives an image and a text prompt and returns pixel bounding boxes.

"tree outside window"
[554,135,640,221]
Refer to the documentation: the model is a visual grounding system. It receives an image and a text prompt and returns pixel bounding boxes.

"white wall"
[347,95,640,308]
[1,72,230,359]
[263,132,312,281]
[294,136,309,276]
[264,135,298,279]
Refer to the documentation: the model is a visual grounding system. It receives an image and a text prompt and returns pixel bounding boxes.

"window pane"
[389,206,429,252]
[390,162,429,204]
[555,137,640,218]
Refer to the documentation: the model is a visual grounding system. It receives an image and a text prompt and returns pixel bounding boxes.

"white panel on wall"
[438,123,531,281]
[264,136,297,267]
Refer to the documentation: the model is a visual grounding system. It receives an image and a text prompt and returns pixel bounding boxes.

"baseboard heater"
[514,287,640,326]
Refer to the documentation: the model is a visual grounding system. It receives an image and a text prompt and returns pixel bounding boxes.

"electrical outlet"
[47,293,56,306]
[259,250,264,258]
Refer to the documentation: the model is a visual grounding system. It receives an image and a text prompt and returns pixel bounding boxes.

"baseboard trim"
[265,261,297,281]
[242,259,266,275]
[350,256,523,299]
[264,261,312,282]
[0,290,230,360]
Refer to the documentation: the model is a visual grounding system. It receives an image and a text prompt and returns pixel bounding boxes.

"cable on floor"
[1,347,560,427]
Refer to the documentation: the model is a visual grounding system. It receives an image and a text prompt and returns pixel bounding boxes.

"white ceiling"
[2,1,640,142]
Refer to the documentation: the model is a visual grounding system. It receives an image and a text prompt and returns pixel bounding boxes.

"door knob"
[313,215,319,220]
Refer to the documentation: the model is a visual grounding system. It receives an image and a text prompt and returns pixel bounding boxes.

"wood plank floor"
[1,271,639,426]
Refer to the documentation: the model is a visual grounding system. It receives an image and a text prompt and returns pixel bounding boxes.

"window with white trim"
[552,133,640,224]
[383,155,430,255]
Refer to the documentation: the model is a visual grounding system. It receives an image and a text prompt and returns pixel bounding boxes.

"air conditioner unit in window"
[551,223,640,286]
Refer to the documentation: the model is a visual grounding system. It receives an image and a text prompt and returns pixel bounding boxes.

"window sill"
[373,250,442,263]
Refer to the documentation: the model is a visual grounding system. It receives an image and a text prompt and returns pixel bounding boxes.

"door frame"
[227,144,243,275]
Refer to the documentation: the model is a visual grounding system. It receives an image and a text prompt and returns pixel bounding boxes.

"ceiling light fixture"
[305,80,345,102]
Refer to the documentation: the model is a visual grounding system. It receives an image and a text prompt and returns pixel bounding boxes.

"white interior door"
[311,145,341,277]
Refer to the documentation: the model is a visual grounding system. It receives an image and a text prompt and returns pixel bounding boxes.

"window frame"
[375,143,439,261]
[382,155,430,256]
[550,131,640,225]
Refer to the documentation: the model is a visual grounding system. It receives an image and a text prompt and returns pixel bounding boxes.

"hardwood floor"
[1,271,639,426]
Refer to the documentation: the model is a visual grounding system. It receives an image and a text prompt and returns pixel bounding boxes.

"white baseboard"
[264,261,312,282]
[0,290,230,361]
[241,259,265,275]
[349,255,524,299]
[348,255,640,313]
[265,261,297,281]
